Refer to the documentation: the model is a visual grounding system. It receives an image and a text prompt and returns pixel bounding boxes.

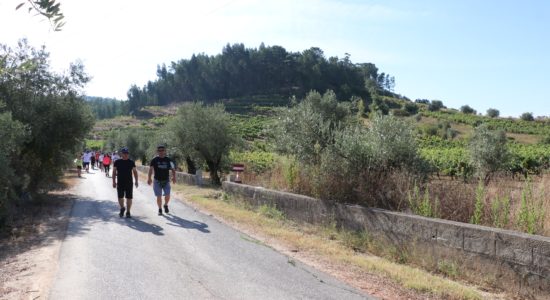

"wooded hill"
[125,43,398,114]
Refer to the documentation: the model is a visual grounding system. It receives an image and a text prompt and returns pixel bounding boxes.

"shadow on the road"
[163,214,210,233]
[123,217,164,236]
[63,197,165,237]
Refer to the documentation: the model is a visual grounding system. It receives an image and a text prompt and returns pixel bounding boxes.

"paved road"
[49,167,371,300]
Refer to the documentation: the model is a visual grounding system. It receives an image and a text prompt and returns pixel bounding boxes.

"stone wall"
[222,181,550,297]
[136,165,207,186]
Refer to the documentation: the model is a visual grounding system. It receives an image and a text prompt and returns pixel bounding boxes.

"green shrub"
[428,100,444,112]
[282,157,300,190]
[460,105,476,115]
[437,260,459,278]
[391,108,410,117]
[403,102,419,115]
[257,204,285,220]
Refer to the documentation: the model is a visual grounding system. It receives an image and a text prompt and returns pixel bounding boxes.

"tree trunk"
[207,160,221,185]
[185,156,196,175]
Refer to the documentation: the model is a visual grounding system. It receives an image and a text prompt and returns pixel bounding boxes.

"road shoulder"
[0,176,76,300]
[168,183,428,299]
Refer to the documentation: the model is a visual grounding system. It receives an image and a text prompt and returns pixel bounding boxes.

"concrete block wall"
[222,181,550,296]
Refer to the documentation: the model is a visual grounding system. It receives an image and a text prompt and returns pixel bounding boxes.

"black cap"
[120,147,129,153]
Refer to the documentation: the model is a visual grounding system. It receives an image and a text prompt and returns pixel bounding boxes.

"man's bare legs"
[157,195,170,214]
[118,198,132,218]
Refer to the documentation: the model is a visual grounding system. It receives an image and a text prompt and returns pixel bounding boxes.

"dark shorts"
[83,162,90,167]
[117,183,133,199]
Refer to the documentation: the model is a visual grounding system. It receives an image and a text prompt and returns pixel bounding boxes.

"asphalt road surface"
[49,167,371,300]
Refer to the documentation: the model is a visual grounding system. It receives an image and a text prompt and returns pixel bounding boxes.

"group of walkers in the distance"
[74,145,176,219]
[75,150,117,177]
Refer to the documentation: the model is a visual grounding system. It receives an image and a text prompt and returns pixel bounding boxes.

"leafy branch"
[16,0,65,31]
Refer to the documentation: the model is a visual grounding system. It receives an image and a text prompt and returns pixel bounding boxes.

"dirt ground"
[0,176,77,300]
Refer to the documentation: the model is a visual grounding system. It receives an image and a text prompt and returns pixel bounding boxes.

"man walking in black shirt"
[112,147,138,218]
[147,145,176,215]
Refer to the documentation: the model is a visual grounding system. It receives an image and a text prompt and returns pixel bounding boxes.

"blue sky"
[1,0,548,117]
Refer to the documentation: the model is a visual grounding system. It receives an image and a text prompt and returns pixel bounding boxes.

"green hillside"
[85,44,550,236]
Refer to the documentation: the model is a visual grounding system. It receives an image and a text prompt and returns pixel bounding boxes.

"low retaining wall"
[222,181,550,297]
[136,165,207,186]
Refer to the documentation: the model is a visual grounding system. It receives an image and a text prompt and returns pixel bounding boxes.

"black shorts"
[117,183,133,199]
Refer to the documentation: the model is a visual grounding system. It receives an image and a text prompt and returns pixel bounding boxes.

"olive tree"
[169,102,240,185]
[0,40,92,229]
[469,124,509,183]
[272,89,425,208]
[0,40,94,192]
[0,108,27,224]
[272,90,353,164]
[520,112,534,121]
[105,128,154,164]
[486,108,500,118]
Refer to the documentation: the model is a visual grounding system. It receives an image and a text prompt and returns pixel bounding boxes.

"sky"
[0,0,549,117]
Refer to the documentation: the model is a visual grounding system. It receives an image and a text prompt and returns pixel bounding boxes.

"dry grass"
[172,183,503,300]
[93,115,142,132]
[451,122,473,139]
[506,132,540,144]
[246,156,550,236]
[429,174,550,236]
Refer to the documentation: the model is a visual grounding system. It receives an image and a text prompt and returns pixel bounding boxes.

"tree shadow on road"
[163,214,210,233]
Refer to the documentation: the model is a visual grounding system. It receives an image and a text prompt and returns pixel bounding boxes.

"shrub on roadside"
[273,98,427,209]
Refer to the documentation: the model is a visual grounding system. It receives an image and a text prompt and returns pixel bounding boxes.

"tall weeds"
[470,180,485,225]
[516,178,545,234]
[408,182,439,218]
[245,157,550,236]
[490,195,510,229]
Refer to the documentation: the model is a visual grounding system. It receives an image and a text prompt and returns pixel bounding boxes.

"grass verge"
[171,183,503,300]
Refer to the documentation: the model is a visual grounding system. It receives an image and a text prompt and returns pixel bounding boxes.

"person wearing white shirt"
[82,151,93,173]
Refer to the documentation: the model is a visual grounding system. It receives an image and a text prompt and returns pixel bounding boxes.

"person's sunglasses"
[158,149,165,152]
